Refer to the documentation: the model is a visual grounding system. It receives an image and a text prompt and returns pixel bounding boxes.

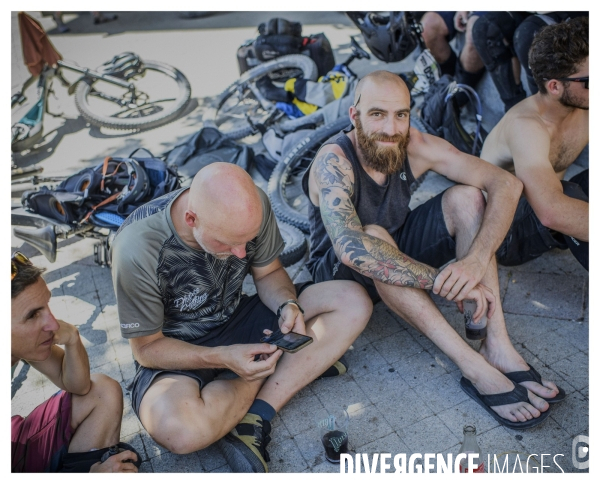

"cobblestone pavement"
[11,12,589,474]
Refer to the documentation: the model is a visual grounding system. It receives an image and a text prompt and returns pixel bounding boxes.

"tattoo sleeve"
[315,151,439,289]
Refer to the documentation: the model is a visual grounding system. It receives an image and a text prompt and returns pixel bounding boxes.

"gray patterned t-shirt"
[111,187,284,342]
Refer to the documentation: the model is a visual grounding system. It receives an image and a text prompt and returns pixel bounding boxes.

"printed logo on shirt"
[399,172,407,181]
[174,287,208,312]
[121,323,140,329]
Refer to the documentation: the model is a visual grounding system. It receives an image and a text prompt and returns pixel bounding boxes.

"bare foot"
[467,363,549,422]
[479,339,560,401]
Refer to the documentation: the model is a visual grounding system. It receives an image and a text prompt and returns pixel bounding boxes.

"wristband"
[276,299,304,319]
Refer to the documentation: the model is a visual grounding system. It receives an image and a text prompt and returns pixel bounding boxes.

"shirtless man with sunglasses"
[480,17,589,270]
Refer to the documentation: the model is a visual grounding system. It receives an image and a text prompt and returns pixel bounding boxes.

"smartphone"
[260,329,313,353]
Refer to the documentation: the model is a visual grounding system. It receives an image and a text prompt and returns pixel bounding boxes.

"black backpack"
[164,127,254,181]
[237,18,335,77]
[419,74,488,156]
[254,18,304,63]
[21,148,180,226]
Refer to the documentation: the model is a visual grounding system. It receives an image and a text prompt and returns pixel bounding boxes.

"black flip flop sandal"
[504,364,566,404]
[460,377,551,430]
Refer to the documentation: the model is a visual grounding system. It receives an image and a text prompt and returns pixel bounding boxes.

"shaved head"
[188,163,262,240]
[354,70,410,106]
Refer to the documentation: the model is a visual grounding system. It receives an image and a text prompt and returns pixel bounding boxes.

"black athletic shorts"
[497,170,588,270]
[311,191,456,303]
[130,283,312,419]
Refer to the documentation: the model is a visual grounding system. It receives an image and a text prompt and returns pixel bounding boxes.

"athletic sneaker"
[217,413,272,473]
[317,355,348,380]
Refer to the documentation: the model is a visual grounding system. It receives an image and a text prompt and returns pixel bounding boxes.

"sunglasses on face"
[544,76,589,89]
[11,251,32,280]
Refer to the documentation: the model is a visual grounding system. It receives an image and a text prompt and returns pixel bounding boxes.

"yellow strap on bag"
[284,72,348,115]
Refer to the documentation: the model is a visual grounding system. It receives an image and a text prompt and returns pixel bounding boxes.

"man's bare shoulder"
[499,98,547,136]
[406,126,443,161]
[481,99,548,167]
[507,110,549,142]
[407,126,429,150]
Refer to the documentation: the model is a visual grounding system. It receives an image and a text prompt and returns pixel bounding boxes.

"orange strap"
[82,156,127,224]
[100,156,111,191]
[80,191,121,224]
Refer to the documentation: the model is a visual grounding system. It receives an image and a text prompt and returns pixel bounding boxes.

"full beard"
[355,115,410,176]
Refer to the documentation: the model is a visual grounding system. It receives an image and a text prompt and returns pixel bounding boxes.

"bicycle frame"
[11,67,52,149]
[57,59,137,96]
[12,60,142,150]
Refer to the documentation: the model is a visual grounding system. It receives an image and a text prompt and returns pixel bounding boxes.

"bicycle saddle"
[98,52,145,80]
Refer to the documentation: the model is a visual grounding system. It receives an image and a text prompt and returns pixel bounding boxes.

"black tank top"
[301,127,416,277]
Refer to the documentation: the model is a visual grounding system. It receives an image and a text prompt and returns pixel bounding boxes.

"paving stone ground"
[11,169,589,474]
[11,11,589,474]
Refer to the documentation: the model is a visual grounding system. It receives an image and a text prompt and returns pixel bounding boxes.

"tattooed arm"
[313,148,439,289]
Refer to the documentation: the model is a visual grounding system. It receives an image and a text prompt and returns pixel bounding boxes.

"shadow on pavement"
[11,363,31,399]
[46,11,354,36]
[11,116,89,168]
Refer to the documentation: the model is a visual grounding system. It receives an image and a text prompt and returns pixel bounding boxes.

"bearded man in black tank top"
[302,70,565,430]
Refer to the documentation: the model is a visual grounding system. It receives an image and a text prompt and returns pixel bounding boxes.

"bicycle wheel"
[74,61,191,130]
[268,116,351,232]
[279,221,307,267]
[203,55,318,140]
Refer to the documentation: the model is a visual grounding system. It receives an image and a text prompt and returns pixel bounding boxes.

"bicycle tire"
[204,54,318,140]
[74,61,191,130]
[268,116,351,233]
[279,221,307,267]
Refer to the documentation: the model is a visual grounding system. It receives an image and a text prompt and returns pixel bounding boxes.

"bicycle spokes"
[76,62,189,127]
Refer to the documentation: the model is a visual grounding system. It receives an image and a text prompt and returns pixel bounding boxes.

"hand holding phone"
[261,328,313,353]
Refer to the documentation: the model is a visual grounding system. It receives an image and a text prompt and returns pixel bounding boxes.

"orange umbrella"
[18,11,62,76]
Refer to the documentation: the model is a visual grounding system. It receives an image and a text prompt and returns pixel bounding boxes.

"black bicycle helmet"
[118,159,150,207]
[348,12,418,63]
[99,52,145,80]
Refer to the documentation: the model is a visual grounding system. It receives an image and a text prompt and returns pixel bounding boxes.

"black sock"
[248,399,276,422]
[439,49,457,77]
[455,61,485,88]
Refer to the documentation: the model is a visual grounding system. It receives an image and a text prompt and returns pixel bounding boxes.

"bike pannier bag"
[301,33,335,77]
[237,40,260,74]
[258,18,302,37]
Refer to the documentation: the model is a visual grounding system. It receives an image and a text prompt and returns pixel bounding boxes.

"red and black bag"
[301,33,335,78]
